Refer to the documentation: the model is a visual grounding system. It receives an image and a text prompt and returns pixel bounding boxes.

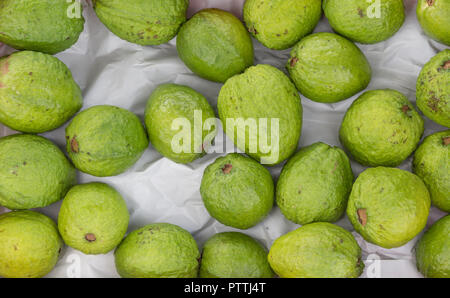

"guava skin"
[65,105,149,177]
[268,222,364,278]
[287,33,372,103]
[416,50,450,127]
[417,0,450,46]
[323,0,405,44]
[177,8,254,83]
[416,215,450,278]
[58,183,130,255]
[243,0,322,50]
[218,64,303,165]
[114,223,200,278]
[0,211,63,278]
[347,167,431,249]
[276,142,354,225]
[200,153,274,230]
[340,89,424,167]
[145,84,216,164]
[0,134,77,210]
[413,130,450,212]
[93,0,189,46]
[0,51,83,133]
[0,0,84,54]
[199,232,274,278]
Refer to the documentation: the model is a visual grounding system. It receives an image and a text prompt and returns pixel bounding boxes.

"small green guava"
[417,0,450,46]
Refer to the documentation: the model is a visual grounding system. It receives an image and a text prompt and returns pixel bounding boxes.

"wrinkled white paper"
[0,0,448,278]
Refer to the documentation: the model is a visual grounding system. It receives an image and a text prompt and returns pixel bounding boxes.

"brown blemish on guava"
[357,8,364,18]
[70,136,79,153]
[290,57,299,67]
[357,209,367,226]
[153,34,158,39]
[426,0,435,6]
[443,136,450,146]
[427,96,440,112]
[401,105,411,114]
[85,233,96,242]
[248,26,258,35]
[443,60,450,70]
[222,164,232,174]
[0,59,9,75]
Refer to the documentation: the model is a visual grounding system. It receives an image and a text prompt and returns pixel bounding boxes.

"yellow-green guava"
[417,0,450,46]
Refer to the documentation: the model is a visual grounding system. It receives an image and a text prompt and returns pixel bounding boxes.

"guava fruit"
[199,232,274,278]
[0,0,84,54]
[93,0,189,46]
[114,223,200,278]
[416,50,450,127]
[276,142,353,225]
[340,89,424,167]
[0,134,76,210]
[0,51,82,133]
[0,210,63,278]
[243,0,322,50]
[417,0,450,46]
[177,8,254,83]
[66,105,148,177]
[413,130,450,212]
[218,64,303,165]
[58,183,129,255]
[416,215,449,278]
[268,222,364,278]
[200,153,274,229]
[347,167,431,249]
[323,0,405,44]
[287,32,372,103]
[145,84,216,164]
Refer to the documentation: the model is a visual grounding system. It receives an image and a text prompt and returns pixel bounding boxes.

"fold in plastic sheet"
[0,0,448,278]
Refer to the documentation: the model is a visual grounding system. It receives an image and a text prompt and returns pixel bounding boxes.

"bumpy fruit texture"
[200,153,274,229]
[0,51,82,133]
[199,232,274,278]
[0,0,84,54]
[268,222,364,278]
[416,50,450,127]
[58,183,130,255]
[66,105,149,177]
[347,167,430,249]
[276,142,353,225]
[323,0,405,44]
[417,0,450,46]
[287,32,372,103]
[177,8,254,83]
[0,134,76,210]
[340,89,424,166]
[114,223,200,278]
[93,0,189,45]
[218,64,303,165]
[413,130,450,212]
[416,215,450,278]
[145,84,216,164]
[0,211,63,278]
[243,0,322,50]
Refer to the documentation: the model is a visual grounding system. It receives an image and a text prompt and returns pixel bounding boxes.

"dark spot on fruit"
[248,26,258,35]
[156,20,161,24]
[357,209,367,226]
[357,8,364,17]
[443,60,450,70]
[222,164,232,174]
[13,245,18,250]
[276,34,281,37]
[85,233,96,242]
[29,72,32,75]
[153,34,158,39]
[290,57,299,67]
[426,0,435,6]
[443,136,450,146]
[70,136,79,153]
[23,161,26,166]
[427,96,440,112]
[284,29,288,35]
[401,105,411,114]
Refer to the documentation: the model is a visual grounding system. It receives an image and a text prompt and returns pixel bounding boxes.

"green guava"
[114,223,200,278]
[287,32,372,103]
[243,0,322,50]
[268,222,364,278]
[417,0,450,46]
[177,8,254,83]
[0,51,82,133]
[145,84,216,164]
[323,0,405,44]
[0,134,76,210]
[0,0,84,54]
[218,64,303,165]
[340,89,424,166]
[413,130,450,212]
[276,142,354,225]
[58,183,129,255]
[347,167,431,249]
[416,50,450,127]
[416,215,449,278]
[200,153,274,230]
[0,210,63,278]
[66,105,148,177]
[199,232,274,278]
[93,0,189,46]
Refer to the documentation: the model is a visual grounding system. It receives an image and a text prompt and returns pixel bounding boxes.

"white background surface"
[0,0,448,278]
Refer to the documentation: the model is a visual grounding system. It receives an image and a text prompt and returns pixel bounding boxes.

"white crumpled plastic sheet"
[0,0,448,278]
